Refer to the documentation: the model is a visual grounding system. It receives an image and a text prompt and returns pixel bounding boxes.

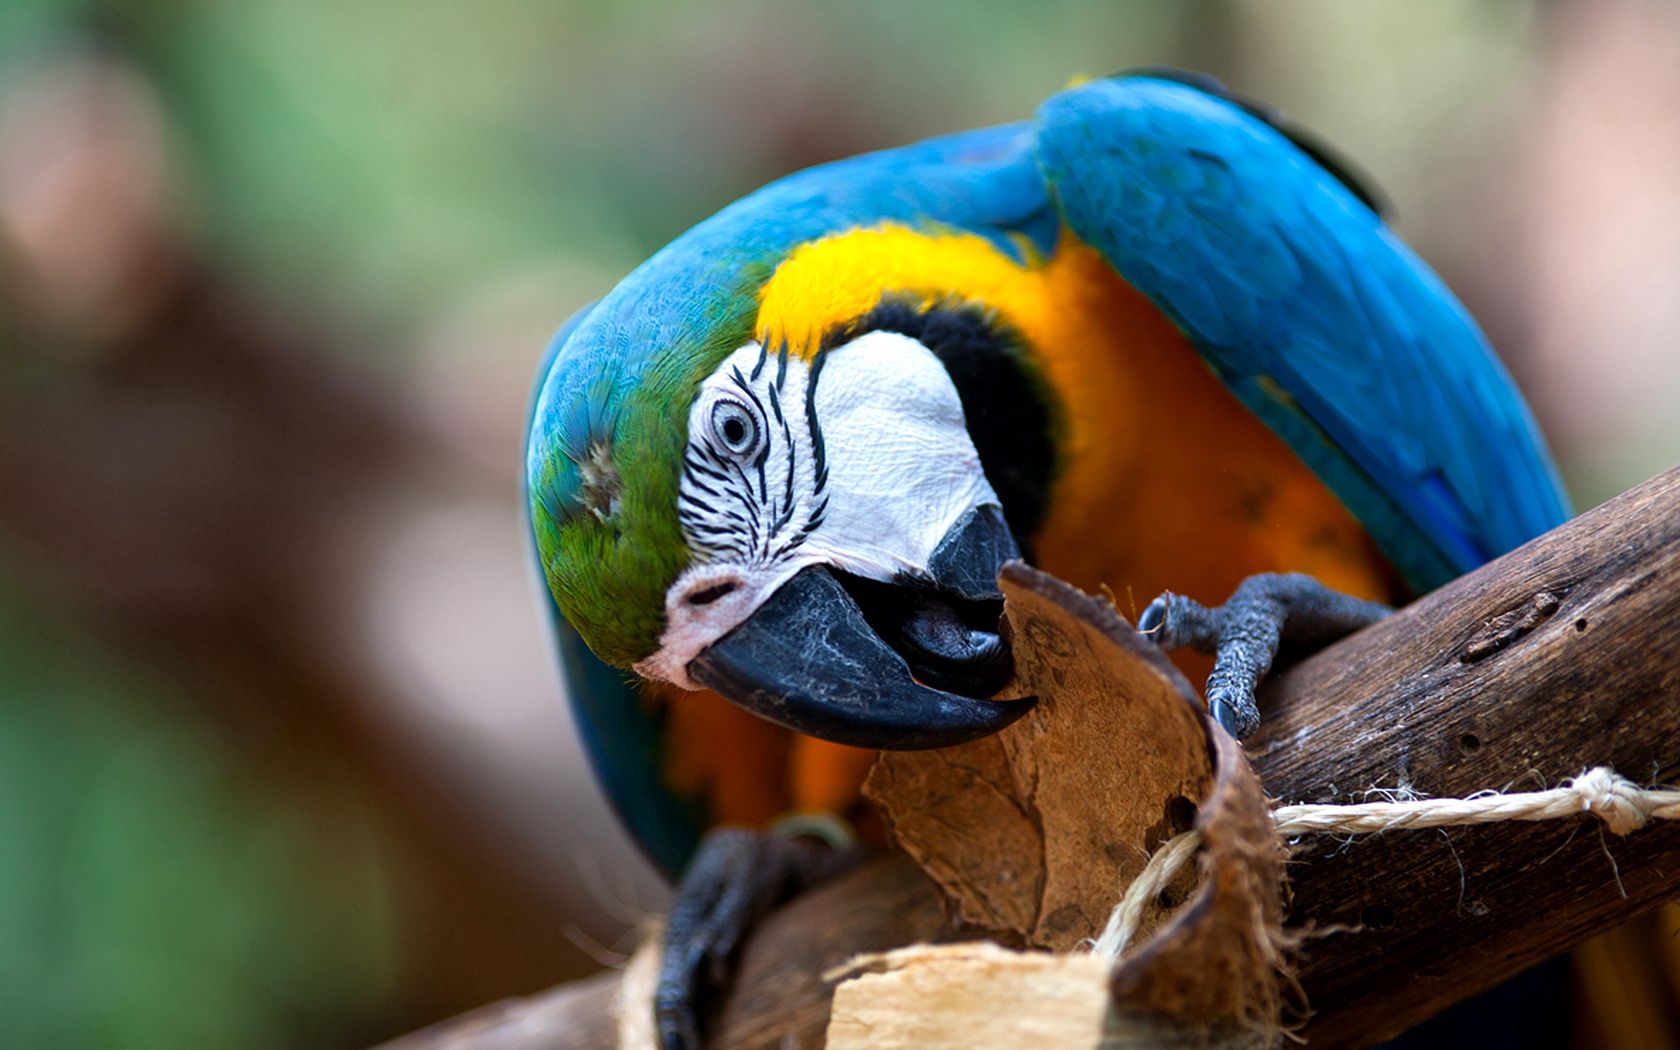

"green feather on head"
[529,279,763,668]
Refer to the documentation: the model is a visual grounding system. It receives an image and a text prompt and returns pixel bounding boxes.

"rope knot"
[1569,767,1649,835]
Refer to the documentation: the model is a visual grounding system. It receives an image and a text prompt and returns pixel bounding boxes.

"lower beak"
[686,506,1035,750]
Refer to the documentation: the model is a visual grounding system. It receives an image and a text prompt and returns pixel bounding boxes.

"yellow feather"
[756,224,1048,359]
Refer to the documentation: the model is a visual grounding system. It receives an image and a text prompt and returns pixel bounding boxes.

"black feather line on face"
[681,492,717,514]
[679,341,835,569]
[683,522,750,563]
[679,437,754,559]
[685,452,731,485]
[684,502,752,533]
[730,368,768,425]
[769,362,829,563]
[682,520,739,538]
[693,441,732,472]
[730,465,760,527]
[805,349,828,485]
[771,407,796,536]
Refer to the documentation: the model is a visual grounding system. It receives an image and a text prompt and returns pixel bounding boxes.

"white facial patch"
[633,330,1001,689]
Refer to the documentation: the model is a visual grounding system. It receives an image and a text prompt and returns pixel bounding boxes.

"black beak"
[686,506,1035,750]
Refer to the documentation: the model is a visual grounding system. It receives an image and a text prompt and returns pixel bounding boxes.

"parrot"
[524,69,1569,1048]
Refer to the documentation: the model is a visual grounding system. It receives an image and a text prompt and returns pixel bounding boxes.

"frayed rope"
[1090,766,1680,961]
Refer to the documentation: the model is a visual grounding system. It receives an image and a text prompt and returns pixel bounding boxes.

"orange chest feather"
[664,227,1396,828]
[1021,241,1395,615]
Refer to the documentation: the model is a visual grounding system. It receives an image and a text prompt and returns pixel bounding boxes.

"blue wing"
[527,303,702,877]
[1034,75,1570,587]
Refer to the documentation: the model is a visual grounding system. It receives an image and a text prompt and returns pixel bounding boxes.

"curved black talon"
[657,827,863,1050]
[1141,573,1391,738]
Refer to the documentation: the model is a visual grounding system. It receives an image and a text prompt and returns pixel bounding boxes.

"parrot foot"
[1137,573,1390,739]
[656,824,863,1050]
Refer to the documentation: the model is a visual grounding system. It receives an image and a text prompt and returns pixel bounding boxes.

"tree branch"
[381,465,1680,1048]
[1248,464,1680,1043]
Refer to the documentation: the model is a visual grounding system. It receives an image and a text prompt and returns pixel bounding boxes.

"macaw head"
[528,220,1057,750]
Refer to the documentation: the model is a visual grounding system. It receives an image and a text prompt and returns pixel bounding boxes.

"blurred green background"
[2,2,1677,1047]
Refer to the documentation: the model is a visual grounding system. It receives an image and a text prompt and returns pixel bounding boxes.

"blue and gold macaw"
[526,70,1567,1046]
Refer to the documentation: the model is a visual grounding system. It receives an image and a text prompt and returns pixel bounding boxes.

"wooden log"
[380,465,1680,1048]
[1246,465,1680,1043]
[371,856,942,1050]
[375,969,621,1050]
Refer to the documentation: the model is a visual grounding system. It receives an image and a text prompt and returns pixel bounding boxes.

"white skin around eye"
[633,330,1000,689]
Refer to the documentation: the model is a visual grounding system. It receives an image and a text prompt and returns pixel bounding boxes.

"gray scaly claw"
[1140,573,1390,739]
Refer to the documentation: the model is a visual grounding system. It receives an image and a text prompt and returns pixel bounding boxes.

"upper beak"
[686,506,1035,750]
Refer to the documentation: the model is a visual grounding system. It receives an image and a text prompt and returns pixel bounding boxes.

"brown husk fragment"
[863,563,1284,1033]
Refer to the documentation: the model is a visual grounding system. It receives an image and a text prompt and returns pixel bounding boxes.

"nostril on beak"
[686,581,739,606]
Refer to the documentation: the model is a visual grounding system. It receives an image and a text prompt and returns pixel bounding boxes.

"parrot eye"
[710,399,761,457]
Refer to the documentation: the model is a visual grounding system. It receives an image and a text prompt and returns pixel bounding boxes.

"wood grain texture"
[1248,466,1680,1045]
[374,969,621,1050]
[384,466,1680,1049]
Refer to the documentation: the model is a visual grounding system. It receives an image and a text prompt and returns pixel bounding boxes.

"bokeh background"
[2,1,1678,1046]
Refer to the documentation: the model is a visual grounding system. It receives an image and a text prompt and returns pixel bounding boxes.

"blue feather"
[1034,76,1569,586]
